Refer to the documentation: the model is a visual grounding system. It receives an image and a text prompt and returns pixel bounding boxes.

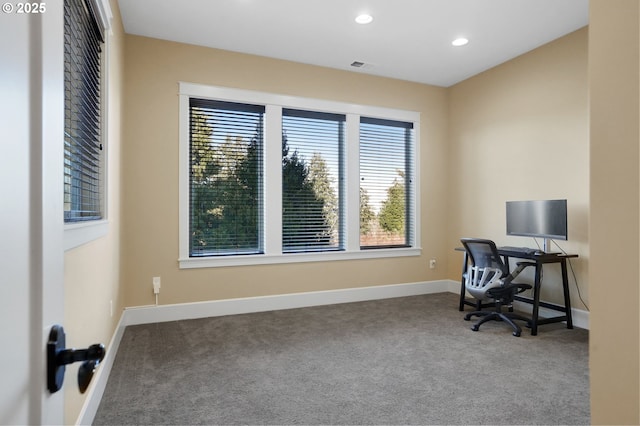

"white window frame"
[63,0,113,251]
[179,82,421,268]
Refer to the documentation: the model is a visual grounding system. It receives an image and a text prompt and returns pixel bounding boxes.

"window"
[179,83,420,268]
[282,109,344,253]
[359,118,414,248]
[189,99,264,256]
[63,0,105,222]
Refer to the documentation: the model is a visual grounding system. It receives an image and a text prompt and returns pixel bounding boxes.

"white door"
[0,5,65,424]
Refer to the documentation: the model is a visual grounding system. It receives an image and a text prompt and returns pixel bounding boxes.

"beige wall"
[448,28,589,308]
[588,0,640,423]
[62,3,640,423]
[63,0,125,422]
[121,36,449,307]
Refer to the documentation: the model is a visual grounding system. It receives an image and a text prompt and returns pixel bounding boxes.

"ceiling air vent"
[350,61,366,68]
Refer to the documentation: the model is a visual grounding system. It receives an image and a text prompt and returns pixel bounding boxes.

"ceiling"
[117,0,589,87]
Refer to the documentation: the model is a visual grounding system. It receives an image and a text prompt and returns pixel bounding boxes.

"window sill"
[64,220,109,251]
[179,247,422,269]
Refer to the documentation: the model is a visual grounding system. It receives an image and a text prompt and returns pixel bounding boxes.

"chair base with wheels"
[464,287,532,337]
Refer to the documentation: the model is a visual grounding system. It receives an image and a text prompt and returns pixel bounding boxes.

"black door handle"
[47,325,105,394]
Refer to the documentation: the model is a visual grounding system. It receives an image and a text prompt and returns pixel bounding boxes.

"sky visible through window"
[360,122,410,213]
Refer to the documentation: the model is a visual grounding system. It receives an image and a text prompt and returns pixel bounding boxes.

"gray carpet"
[93,292,589,425]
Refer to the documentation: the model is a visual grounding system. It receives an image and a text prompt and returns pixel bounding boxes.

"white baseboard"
[121,280,451,326]
[77,278,588,424]
[512,300,590,330]
[75,314,127,425]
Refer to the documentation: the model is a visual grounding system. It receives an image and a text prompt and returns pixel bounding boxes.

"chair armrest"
[510,282,533,294]
[503,261,536,285]
[514,261,536,274]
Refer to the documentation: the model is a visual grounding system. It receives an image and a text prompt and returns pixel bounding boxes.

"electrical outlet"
[153,276,161,294]
[429,259,436,269]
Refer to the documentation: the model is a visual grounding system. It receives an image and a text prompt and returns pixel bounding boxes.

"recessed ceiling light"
[355,14,373,24]
[452,37,469,47]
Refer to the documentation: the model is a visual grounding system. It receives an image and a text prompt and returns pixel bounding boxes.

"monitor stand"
[540,238,563,255]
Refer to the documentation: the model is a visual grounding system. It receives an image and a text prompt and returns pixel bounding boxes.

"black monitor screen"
[506,199,568,240]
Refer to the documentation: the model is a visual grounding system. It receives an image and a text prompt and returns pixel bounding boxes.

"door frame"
[39,3,66,423]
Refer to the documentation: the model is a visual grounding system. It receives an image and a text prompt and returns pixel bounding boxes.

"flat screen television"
[506,199,567,250]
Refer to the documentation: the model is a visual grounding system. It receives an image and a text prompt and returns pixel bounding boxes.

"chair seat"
[485,282,531,300]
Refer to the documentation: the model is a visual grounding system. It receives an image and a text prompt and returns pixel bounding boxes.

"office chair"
[460,238,535,337]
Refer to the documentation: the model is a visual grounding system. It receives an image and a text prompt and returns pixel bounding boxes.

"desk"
[456,247,578,335]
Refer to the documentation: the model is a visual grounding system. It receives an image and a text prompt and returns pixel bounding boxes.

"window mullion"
[345,114,360,251]
[178,94,191,260]
[264,105,282,255]
[411,122,420,248]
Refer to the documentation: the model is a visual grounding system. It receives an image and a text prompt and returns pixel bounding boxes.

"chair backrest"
[461,238,508,300]
[460,238,508,276]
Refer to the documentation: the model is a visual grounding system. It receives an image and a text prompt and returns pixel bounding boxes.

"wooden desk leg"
[459,251,468,311]
[561,259,574,329]
[531,264,542,336]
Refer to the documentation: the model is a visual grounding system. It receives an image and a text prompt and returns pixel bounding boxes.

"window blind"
[189,98,265,256]
[282,109,344,253]
[359,117,414,248]
[64,0,104,222]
